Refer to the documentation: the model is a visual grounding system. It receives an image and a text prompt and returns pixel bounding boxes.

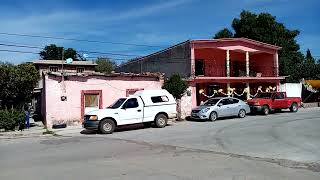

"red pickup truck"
[247,92,302,115]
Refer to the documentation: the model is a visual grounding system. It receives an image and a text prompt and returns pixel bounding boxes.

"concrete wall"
[43,75,163,128]
[180,87,193,118]
[117,41,191,78]
[280,83,302,98]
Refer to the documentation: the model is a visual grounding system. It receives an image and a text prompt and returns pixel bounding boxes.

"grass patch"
[43,129,61,136]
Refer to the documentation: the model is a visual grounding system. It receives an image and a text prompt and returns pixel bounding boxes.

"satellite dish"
[65,58,73,64]
[83,54,89,58]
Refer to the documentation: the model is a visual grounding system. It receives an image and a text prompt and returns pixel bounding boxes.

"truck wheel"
[154,114,167,128]
[290,103,298,112]
[262,105,270,115]
[99,119,115,134]
[209,111,218,121]
[238,109,246,118]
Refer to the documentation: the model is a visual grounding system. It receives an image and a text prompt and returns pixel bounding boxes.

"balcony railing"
[196,65,277,77]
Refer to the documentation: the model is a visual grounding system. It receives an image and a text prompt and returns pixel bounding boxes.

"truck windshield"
[256,93,273,98]
[203,99,220,106]
[108,98,127,109]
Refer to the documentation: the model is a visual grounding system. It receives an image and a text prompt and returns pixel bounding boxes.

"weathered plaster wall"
[44,75,162,128]
[117,41,191,78]
[180,87,193,119]
[251,53,275,77]
[195,48,226,76]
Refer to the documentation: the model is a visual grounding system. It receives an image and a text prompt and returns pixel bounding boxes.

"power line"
[0,42,141,57]
[0,49,39,54]
[0,42,193,62]
[0,32,166,48]
[0,48,191,63]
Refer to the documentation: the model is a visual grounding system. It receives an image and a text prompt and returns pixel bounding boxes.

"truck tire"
[154,114,167,128]
[209,111,218,121]
[238,109,246,118]
[99,119,115,134]
[262,105,270,115]
[290,103,298,112]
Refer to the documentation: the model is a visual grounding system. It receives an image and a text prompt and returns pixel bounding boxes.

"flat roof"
[33,60,97,66]
[45,71,163,79]
[191,38,282,50]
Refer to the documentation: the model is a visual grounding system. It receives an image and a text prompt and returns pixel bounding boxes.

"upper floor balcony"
[195,63,277,77]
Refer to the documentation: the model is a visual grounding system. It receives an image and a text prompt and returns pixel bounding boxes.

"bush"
[162,74,188,99]
[0,109,24,131]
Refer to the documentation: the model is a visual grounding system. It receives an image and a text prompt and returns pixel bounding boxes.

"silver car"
[191,97,251,121]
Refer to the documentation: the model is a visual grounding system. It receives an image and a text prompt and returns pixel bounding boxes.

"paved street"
[0,108,320,179]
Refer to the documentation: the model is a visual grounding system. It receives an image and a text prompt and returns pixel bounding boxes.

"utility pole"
[61,47,64,77]
[61,48,66,94]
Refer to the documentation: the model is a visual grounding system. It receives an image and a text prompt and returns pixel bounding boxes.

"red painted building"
[118,38,285,114]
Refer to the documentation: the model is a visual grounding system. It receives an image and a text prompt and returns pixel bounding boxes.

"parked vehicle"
[247,92,302,115]
[191,97,251,121]
[83,90,177,134]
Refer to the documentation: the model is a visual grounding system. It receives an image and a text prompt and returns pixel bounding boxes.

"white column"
[191,44,195,77]
[246,82,250,100]
[246,51,250,77]
[226,50,230,77]
[227,83,231,97]
[274,52,279,77]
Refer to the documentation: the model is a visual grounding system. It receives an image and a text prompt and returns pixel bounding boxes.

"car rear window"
[151,96,169,103]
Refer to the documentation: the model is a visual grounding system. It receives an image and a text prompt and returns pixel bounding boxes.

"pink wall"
[44,75,163,128]
[250,53,275,77]
[194,48,276,77]
[195,48,226,76]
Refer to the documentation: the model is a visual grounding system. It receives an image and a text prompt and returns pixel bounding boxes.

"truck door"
[119,98,143,124]
[272,92,287,109]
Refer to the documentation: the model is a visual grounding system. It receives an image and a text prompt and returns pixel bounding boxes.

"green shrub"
[0,109,24,131]
[162,74,188,99]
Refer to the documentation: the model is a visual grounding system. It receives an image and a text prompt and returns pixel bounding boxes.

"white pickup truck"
[83,90,177,134]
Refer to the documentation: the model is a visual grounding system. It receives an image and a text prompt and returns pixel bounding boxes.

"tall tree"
[305,49,315,64]
[95,57,117,74]
[39,44,79,60]
[0,63,39,109]
[214,10,304,82]
[214,28,234,39]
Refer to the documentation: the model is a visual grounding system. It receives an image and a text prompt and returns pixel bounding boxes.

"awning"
[305,80,320,89]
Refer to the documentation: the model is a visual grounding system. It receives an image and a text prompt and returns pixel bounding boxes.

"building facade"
[41,72,163,128]
[118,38,285,117]
[31,60,97,121]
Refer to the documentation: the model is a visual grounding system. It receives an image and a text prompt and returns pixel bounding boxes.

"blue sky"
[0,0,319,64]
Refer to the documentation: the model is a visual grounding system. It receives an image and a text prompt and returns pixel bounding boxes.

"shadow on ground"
[80,123,173,135]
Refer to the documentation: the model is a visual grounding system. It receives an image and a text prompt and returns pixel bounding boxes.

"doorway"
[81,90,103,120]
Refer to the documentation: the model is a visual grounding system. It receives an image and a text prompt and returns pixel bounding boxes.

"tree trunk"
[176,99,182,121]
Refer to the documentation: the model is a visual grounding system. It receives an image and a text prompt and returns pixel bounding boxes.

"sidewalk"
[0,119,179,138]
[0,125,47,139]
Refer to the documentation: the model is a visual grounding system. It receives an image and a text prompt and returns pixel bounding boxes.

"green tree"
[95,57,117,74]
[162,74,188,99]
[214,10,304,82]
[214,28,234,39]
[162,74,188,120]
[0,63,39,109]
[301,49,319,79]
[305,49,315,64]
[39,44,79,60]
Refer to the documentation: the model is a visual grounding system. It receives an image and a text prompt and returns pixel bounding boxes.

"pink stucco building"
[41,72,163,128]
[118,38,285,117]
